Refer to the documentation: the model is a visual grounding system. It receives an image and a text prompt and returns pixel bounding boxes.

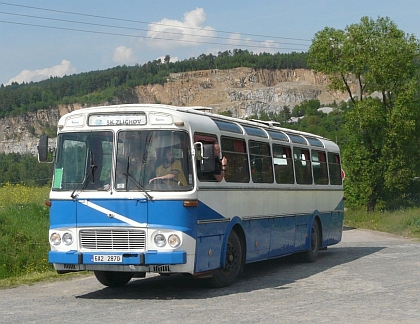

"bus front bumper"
[49,250,187,265]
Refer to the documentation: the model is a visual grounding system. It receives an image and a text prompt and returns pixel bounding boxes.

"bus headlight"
[168,234,181,248]
[154,233,166,247]
[62,232,73,245]
[50,232,61,246]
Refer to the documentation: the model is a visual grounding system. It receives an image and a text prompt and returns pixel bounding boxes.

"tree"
[309,16,418,107]
[309,16,420,211]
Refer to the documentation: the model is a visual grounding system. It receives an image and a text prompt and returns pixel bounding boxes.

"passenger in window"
[199,143,227,182]
[213,143,228,181]
[149,147,187,186]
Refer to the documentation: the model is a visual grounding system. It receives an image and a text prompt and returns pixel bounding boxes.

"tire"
[94,271,133,287]
[302,220,320,263]
[209,231,242,288]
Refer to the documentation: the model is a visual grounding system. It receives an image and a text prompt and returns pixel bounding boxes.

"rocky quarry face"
[0,68,348,155]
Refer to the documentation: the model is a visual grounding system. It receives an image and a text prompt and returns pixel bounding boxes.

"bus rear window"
[328,153,342,185]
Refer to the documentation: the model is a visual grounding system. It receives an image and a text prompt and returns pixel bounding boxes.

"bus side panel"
[269,216,295,258]
[319,210,344,247]
[194,201,228,273]
[195,223,227,272]
[244,218,271,262]
[330,210,344,244]
[294,215,311,252]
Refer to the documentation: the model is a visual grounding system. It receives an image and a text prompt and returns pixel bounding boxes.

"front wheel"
[209,231,242,288]
[94,271,133,287]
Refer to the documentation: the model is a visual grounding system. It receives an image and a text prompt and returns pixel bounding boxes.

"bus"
[38,104,344,288]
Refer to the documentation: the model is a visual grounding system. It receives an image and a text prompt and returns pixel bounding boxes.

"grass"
[0,184,56,288]
[1,183,420,288]
[344,208,420,239]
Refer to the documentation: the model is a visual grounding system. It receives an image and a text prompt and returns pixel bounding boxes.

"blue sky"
[1,0,419,85]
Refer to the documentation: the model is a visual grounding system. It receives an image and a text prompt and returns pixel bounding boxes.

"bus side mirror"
[38,135,49,162]
[194,142,215,172]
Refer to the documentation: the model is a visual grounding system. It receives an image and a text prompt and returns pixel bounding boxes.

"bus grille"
[80,229,146,250]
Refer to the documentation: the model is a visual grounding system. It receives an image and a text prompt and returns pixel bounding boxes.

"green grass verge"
[344,208,420,239]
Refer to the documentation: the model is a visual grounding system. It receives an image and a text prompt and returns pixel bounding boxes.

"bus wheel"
[94,271,133,287]
[303,220,320,263]
[210,231,242,288]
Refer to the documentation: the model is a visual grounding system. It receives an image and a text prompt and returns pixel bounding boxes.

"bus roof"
[57,104,339,150]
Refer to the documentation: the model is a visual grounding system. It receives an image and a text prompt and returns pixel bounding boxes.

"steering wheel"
[149,178,181,189]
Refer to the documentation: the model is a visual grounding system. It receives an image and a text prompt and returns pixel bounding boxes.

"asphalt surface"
[1,227,419,323]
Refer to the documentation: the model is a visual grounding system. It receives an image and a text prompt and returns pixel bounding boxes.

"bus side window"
[294,147,312,184]
[249,140,273,183]
[312,150,328,185]
[273,144,294,184]
[194,133,219,182]
[328,152,342,185]
[221,137,249,183]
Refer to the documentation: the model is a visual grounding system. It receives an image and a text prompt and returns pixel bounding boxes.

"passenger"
[198,143,227,182]
[212,143,227,182]
[149,147,187,186]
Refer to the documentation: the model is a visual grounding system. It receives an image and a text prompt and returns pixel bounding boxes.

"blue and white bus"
[38,104,344,287]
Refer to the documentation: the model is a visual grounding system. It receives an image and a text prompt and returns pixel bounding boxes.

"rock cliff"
[0,68,347,154]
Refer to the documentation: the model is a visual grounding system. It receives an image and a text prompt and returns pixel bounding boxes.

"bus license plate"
[92,255,122,263]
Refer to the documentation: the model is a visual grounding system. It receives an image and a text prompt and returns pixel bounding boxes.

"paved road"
[1,227,419,323]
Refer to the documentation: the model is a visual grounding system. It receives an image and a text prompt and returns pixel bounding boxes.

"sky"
[1,0,419,86]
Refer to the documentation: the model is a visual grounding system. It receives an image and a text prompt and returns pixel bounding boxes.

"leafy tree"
[309,16,419,106]
[310,16,420,211]
[0,153,53,186]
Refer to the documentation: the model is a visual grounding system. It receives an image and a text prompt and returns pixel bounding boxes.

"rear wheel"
[209,231,242,288]
[302,220,320,263]
[94,271,133,287]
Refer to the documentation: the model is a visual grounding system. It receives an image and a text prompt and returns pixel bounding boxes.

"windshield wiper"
[71,150,97,199]
[123,157,153,200]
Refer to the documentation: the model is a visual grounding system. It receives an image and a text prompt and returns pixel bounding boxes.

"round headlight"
[50,232,61,246]
[62,232,73,245]
[154,233,166,247]
[168,234,181,248]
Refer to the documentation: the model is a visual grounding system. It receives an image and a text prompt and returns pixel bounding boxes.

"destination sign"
[88,114,147,126]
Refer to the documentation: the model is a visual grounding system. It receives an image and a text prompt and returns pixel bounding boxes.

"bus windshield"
[115,130,192,191]
[52,130,193,192]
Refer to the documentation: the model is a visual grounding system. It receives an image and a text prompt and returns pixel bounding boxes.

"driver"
[149,147,187,186]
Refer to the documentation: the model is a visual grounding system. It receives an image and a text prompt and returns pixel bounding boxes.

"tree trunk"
[367,196,376,212]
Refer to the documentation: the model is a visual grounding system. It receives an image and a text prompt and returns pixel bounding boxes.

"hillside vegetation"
[0,50,308,118]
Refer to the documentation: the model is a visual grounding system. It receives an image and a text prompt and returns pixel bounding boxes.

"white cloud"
[226,33,279,54]
[7,60,76,85]
[157,55,179,63]
[147,8,216,49]
[112,46,137,64]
